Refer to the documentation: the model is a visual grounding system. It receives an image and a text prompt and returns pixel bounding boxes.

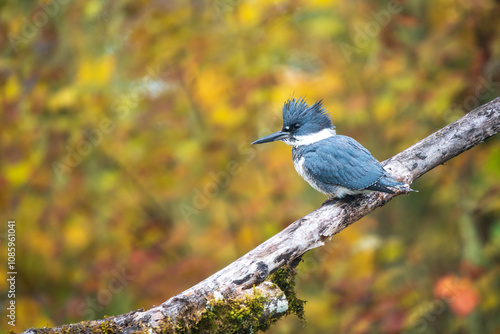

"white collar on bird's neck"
[282,128,336,147]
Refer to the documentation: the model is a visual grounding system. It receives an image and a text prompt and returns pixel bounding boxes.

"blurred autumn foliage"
[1,0,500,333]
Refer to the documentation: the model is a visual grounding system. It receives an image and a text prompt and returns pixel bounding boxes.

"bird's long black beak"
[252,131,289,145]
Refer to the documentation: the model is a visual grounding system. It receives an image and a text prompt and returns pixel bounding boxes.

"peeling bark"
[22,97,500,333]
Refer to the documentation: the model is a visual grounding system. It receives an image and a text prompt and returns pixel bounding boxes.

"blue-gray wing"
[301,136,384,190]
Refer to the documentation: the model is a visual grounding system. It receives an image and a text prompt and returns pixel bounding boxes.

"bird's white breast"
[293,156,328,195]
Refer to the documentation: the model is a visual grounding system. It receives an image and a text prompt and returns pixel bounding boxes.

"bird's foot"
[328,194,339,201]
[322,195,337,205]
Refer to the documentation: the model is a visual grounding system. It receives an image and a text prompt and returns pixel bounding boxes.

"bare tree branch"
[23,97,500,334]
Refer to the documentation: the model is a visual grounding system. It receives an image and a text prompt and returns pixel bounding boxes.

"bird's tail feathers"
[391,183,418,193]
[378,175,417,193]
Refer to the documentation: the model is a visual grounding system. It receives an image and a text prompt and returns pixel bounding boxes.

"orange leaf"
[434,275,480,317]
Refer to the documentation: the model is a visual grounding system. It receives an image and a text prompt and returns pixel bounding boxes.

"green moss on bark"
[269,265,306,323]
[162,287,282,333]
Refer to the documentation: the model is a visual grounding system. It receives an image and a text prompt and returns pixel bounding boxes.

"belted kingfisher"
[252,98,415,199]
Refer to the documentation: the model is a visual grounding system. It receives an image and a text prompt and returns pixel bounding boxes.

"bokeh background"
[1,0,500,333]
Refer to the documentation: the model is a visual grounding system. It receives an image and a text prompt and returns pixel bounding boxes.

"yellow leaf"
[3,75,20,102]
[194,69,229,107]
[379,238,404,263]
[64,215,91,251]
[4,161,31,187]
[47,86,77,110]
[84,0,103,19]
[77,55,115,86]
[374,94,395,122]
[211,106,246,127]
[238,1,260,26]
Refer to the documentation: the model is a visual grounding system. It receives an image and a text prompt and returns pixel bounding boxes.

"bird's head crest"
[282,97,334,133]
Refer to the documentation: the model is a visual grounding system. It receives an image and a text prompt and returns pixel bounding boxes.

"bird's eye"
[292,123,301,130]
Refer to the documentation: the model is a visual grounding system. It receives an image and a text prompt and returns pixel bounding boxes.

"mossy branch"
[21,97,500,333]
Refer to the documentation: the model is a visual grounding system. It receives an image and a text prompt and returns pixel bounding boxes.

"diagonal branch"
[24,97,500,333]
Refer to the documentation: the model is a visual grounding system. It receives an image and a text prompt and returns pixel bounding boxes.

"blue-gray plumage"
[252,97,415,199]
